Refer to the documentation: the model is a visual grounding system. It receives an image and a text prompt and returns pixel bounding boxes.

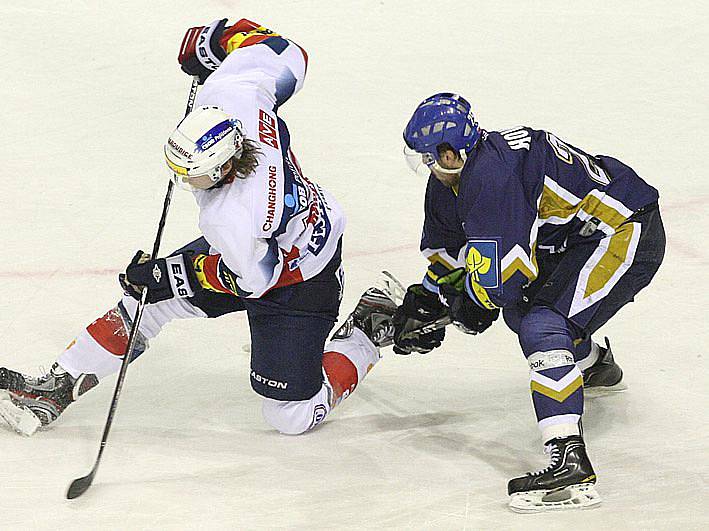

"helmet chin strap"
[432,150,467,175]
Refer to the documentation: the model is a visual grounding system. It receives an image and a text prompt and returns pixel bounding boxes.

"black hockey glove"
[178,18,229,84]
[438,269,499,335]
[392,284,447,355]
[119,251,200,304]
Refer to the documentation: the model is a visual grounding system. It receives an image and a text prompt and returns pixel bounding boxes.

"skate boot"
[507,435,601,512]
[332,283,398,347]
[583,338,627,395]
[0,363,98,435]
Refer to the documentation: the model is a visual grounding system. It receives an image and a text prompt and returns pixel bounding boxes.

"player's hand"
[179,18,229,83]
[119,250,199,304]
[118,251,150,299]
[178,18,272,83]
[438,269,499,334]
[392,284,447,354]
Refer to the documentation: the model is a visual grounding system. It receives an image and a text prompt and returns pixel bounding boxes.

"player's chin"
[439,176,458,188]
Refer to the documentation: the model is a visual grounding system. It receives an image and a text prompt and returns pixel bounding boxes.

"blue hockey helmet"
[403,93,481,177]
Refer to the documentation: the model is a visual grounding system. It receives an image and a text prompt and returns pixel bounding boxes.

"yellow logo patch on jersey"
[463,240,500,310]
[465,240,500,289]
[466,246,492,282]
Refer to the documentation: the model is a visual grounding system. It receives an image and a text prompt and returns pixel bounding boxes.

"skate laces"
[528,443,562,477]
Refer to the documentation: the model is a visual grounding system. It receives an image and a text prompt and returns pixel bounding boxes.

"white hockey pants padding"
[120,293,207,339]
[58,294,206,380]
[261,384,331,435]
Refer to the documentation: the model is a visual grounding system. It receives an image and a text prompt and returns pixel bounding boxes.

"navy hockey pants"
[503,203,666,354]
[171,237,343,401]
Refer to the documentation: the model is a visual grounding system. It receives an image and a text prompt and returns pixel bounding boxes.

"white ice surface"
[0,1,707,529]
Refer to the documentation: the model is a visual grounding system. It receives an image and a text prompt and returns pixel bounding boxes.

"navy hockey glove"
[392,284,447,355]
[119,251,199,304]
[438,269,499,335]
[179,18,229,83]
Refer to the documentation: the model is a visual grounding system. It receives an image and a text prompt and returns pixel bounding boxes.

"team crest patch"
[465,240,500,290]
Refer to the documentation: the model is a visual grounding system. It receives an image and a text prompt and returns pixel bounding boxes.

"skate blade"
[584,381,628,397]
[509,484,601,513]
[0,390,41,436]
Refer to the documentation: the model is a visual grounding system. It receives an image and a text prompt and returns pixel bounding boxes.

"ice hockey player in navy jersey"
[394,93,665,511]
[0,19,397,439]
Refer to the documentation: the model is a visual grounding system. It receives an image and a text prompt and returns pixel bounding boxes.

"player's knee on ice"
[261,385,331,435]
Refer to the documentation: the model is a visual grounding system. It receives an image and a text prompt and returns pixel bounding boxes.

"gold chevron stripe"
[530,376,583,402]
[502,256,536,283]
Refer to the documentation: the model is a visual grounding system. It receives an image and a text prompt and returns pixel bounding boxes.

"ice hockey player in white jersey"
[0,18,397,438]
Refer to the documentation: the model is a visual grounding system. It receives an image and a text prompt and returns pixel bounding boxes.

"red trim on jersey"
[86,308,129,357]
[270,246,304,291]
[294,43,309,73]
[200,254,234,294]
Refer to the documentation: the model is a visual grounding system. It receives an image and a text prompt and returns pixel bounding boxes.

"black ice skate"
[0,363,97,436]
[332,275,400,347]
[583,338,627,395]
[507,435,601,512]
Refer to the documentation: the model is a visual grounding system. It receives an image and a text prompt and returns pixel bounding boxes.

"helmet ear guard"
[403,93,480,176]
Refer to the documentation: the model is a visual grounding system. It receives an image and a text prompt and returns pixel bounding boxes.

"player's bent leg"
[254,283,397,435]
[58,294,205,379]
[510,306,599,511]
[0,295,209,435]
[260,327,386,435]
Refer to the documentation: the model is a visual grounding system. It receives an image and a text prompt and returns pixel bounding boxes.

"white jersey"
[192,36,345,298]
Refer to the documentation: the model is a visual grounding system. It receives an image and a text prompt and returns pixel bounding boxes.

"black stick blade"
[66,470,96,499]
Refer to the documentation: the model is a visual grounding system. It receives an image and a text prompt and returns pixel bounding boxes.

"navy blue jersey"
[420,126,659,309]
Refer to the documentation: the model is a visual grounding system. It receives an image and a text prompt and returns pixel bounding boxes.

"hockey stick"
[398,315,452,340]
[66,77,200,500]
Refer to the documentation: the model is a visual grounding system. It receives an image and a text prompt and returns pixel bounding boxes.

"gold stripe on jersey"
[424,250,461,282]
[501,242,539,284]
[583,221,637,299]
[539,177,634,233]
[538,181,578,222]
[427,252,456,272]
[569,220,641,317]
[578,192,630,231]
[502,257,535,283]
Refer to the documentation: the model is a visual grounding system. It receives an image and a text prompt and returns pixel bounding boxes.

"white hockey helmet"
[164,105,244,189]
